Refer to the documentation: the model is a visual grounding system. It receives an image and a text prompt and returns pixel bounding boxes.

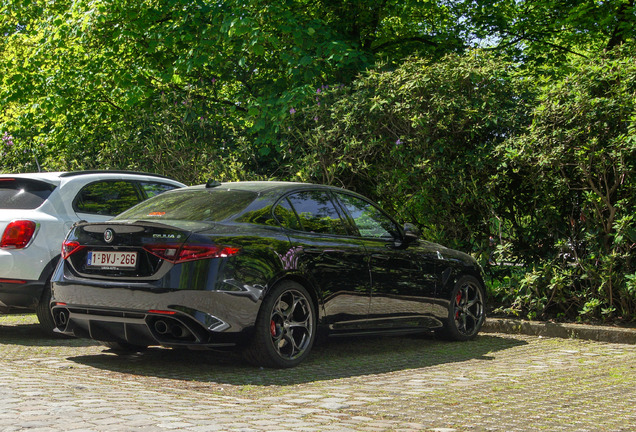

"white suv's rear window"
[0,178,56,209]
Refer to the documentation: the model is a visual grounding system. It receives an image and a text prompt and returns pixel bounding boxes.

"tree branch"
[372,35,440,53]
[606,0,635,50]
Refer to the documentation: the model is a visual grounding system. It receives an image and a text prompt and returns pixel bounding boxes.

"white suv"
[0,171,185,331]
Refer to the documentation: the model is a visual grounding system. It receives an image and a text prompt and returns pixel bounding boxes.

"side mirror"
[390,223,419,249]
[403,223,420,241]
[389,223,421,249]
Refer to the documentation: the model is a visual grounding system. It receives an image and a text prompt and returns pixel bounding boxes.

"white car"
[0,171,186,331]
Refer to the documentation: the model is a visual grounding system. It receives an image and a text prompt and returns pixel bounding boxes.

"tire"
[436,275,485,341]
[35,283,56,335]
[243,281,317,368]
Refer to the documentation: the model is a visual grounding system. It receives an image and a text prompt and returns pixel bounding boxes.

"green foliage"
[457,0,636,63]
[281,47,636,322]
[489,46,636,321]
[1,0,467,182]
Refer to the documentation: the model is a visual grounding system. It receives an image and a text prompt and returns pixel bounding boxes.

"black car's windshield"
[114,189,258,222]
[0,178,56,209]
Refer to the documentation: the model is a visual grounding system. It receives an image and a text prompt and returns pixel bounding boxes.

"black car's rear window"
[113,189,258,222]
[0,178,56,209]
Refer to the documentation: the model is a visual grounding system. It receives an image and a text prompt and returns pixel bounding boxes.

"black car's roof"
[189,181,343,194]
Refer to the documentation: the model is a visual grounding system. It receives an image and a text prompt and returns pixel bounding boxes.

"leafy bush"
[280,52,532,253]
[490,46,636,321]
[281,49,636,322]
[2,41,635,322]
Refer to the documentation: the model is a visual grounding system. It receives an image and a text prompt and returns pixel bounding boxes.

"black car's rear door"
[276,190,371,331]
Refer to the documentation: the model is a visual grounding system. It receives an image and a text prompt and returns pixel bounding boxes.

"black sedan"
[51,181,485,368]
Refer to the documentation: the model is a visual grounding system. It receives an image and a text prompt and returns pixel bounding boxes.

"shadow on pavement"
[0,320,97,347]
[66,333,527,385]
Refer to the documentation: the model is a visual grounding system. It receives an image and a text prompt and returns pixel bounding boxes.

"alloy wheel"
[452,280,485,337]
[269,289,314,360]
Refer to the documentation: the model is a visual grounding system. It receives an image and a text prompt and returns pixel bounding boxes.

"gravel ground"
[1,313,635,432]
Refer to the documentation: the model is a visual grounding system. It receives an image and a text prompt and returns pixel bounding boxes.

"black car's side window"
[74,180,142,216]
[274,198,302,230]
[336,193,399,239]
[283,191,348,235]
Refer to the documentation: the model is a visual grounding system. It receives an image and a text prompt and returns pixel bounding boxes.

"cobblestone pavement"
[1,314,635,432]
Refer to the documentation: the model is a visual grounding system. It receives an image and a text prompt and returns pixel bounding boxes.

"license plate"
[87,251,138,269]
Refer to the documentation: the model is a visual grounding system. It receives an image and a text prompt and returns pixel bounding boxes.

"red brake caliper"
[270,320,277,336]
[455,291,462,319]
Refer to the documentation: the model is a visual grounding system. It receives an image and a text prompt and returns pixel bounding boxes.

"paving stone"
[1,314,636,431]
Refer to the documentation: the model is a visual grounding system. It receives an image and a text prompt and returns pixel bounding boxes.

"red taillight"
[61,240,85,259]
[143,244,240,263]
[1,220,37,249]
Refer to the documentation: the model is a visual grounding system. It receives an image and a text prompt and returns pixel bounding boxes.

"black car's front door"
[334,192,437,330]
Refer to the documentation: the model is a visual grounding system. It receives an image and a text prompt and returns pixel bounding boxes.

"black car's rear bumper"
[52,305,246,348]
[51,278,264,348]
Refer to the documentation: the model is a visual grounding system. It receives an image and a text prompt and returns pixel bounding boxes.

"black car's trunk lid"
[63,221,212,279]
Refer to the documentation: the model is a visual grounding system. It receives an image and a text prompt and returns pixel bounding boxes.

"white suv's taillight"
[0,220,38,249]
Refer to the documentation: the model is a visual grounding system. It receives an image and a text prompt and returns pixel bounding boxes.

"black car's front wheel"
[244,281,316,368]
[437,275,485,341]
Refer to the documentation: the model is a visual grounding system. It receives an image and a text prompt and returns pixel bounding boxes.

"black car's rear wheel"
[244,281,316,368]
[437,275,485,341]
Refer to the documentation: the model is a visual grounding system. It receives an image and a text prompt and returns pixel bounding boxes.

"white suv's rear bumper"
[0,249,60,310]
[0,245,55,280]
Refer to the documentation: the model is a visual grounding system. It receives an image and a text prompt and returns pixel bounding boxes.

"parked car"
[51,181,486,367]
[0,171,186,331]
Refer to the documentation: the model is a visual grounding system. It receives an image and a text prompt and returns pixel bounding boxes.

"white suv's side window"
[139,181,180,198]
[74,180,142,216]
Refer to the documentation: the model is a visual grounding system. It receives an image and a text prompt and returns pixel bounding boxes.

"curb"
[482,317,636,344]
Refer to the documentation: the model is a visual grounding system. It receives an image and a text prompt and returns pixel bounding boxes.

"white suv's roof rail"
[59,170,175,180]
[1,171,180,184]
